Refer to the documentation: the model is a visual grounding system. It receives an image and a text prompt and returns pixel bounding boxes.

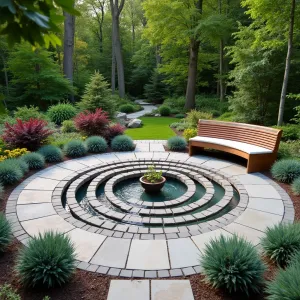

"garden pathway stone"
[17,203,56,221]
[39,166,75,180]
[150,143,165,152]
[244,184,281,199]
[24,177,59,190]
[248,197,284,215]
[58,160,88,171]
[127,102,157,119]
[17,190,53,204]
[234,174,269,185]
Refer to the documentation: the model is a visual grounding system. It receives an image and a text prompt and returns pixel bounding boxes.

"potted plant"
[140,165,166,193]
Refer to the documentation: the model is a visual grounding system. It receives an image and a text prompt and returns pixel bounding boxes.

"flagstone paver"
[6,140,293,278]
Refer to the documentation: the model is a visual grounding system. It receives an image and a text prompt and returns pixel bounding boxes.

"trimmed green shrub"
[47,103,77,125]
[64,140,87,157]
[16,231,76,288]
[201,235,265,295]
[111,135,135,151]
[159,105,171,116]
[0,159,24,185]
[119,104,134,113]
[271,159,300,183]
[186,110,213,128]
[175,113,185,118]
[38,145,63,163]
[266,262,300,300]
[61,120,77,133]
[0,284,21,300]
[85,136,107,153]
[292,177,300,195]
[167,136,187,151]
[48,132,84,149]
[21,153,45,170]
[14,105,46,122]
[273,125,299,142]
[0,213,12,252]
[261,223,300,266]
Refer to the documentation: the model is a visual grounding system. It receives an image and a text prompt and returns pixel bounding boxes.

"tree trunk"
[219,39,225,101]
[0,54,8,108]
[63,11,75,102]
[110,0,126,98]
[111,16,116,93]
[185,39,200,110]
[277,0,295,126]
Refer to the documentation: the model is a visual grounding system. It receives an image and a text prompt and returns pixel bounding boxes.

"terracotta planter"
[139,176,166,193]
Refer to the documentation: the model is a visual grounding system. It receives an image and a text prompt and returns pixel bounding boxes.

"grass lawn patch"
[125,117,178,140]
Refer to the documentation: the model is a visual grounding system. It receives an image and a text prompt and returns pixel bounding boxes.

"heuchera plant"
[2,119,53,151]
[74,108,110,136]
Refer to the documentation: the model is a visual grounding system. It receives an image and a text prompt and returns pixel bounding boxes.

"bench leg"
[189,145,204,156]
[247,154,276,173]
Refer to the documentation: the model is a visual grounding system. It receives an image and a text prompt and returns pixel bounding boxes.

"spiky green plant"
[271,159,300,183]
[85,136,107,153]
[16,158,29,174]
[167,136,187,151]
[0,213,12,252]
[64,140,87,157]
[38,145,63,163]
[21,152,45,170]
[201,234,265,296]
[0,159,24,185]
[111,135,134,151]
[266,260,300,300]
[261,223,300,266]
[291,177,300,195]
[16,231,76,288]
[47,103,77,125]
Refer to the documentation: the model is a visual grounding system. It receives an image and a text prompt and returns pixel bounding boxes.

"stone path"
[107,280,194,300]
[127,100,157,119]
[5,140,294,278]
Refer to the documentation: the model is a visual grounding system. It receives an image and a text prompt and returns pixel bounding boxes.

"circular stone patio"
[5,141,295,278]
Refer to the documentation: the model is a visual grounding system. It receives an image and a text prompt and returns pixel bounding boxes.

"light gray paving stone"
[135,152,153,159]
[96,266,109,274]
[152,152,169,159]
[127,240,170,270]
[150,143,165,152]
[90,237,130,268]
[114,152,137,160]
[21,215,74,237]
[58,160,87,171]
[107,280,150,300]
[168,238,200,268]
[157,270,170,278]
[17,203,56,221]
[234,208,282,231]
[39,167,75,180]
[120,270,133,277]
[248,197,284,215]
[134,143,150,152]
[108,268,121,276]
[74,156,102,166]
[169,269,183,277]
[221,165,247,176]
[66,228,106,262]
[201,159,232,170]
[244,185,281,199]
[182,267,196,276]
[151,280,194,300]
[235,174,268,185]
[145,271,157,278]
[24,178,59,191]
[223,222,265,246]
[17,190,53,204]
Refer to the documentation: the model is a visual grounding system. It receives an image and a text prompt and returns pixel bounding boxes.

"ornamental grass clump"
[85,136,107,153]
[167,136,187,151]
[0,213,12,252]
[47,103,77,125]
[0,159,24,185]
[271,159,300,183]
[21,153,45,170]
[38,145,63,163]
[266,260,300,300]
[291,177,300,195]
[111,135,135,151]
[201,235,265,296]
[64,140,87,157]
[261,223,300,266]
[16,231,76,288]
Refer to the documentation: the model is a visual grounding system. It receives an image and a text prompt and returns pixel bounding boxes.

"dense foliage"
[271,159,300,183]
[167,136,187,151]
[47,103,77,125]
[201,235,265,295]
[38,145,63,163]
[111,135,135,151]
[0,213,12,252]
[64,140,87,158]
[2,119,53,151]
[104,123,125,142]
[85,136,108,153]
[0,159,25,185]
[16,231,76,288]
[21,153,45,170]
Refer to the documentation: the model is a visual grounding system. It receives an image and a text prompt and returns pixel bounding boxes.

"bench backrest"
[197,120,282,152]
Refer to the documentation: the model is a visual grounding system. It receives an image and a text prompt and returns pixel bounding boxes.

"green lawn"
[125,117,178,140]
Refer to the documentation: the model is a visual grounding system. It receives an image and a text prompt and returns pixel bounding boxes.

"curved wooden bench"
[189,120,282,173]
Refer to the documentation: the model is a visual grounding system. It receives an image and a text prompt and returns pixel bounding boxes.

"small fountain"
[139,165,166,193]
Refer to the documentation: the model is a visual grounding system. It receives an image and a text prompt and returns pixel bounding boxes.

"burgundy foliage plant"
[2,119,53,151]
[104,123,125,142]
[74,109,110,136]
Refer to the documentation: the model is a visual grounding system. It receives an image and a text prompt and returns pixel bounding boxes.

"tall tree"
[278,0,296,125]
[63,10,75,102]
[110,0,126,98]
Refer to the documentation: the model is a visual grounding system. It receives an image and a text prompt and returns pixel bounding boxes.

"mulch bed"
[0,159,299,299]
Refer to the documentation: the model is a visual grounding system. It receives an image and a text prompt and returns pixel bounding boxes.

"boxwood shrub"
[159,105,171,116]
[85,136,108,153]
[0,213,12,252]
[271,159,300,183]
[21,152,45,170]
[119,104,135,113]
[64,140,87,158]
[201,234,265,295]
[47,103,77,125]
[38,145,63,163]
[16,231,76,288]
[167,136,187,151]
[111,135,135,151]
[261,223,300,266]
